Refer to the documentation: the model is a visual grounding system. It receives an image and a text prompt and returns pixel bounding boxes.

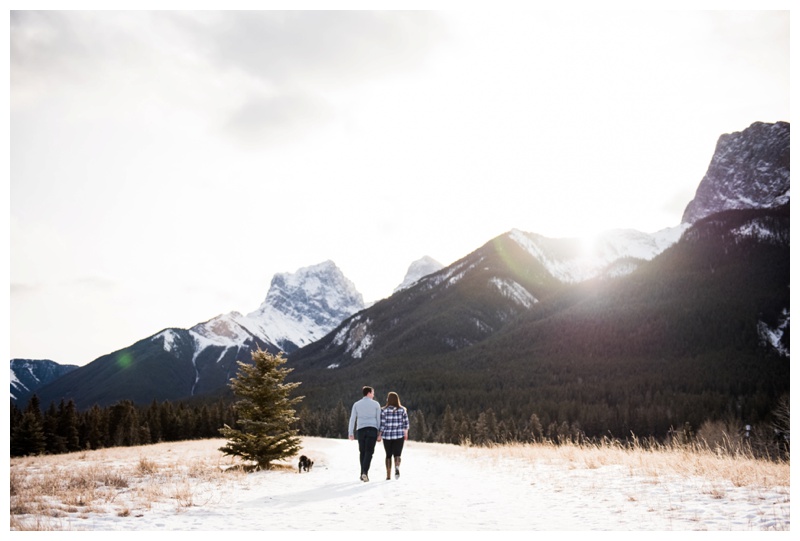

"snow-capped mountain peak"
[248,260,365,336]
[509,225,687,283]
[150,260,365,370]
[394,256,445,293]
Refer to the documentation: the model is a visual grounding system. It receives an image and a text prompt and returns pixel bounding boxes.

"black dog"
[298,455,314,473]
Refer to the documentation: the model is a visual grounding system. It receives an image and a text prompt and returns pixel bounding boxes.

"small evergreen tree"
[219,348,303,469]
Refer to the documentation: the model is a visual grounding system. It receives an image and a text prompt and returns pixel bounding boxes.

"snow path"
[67,437,790,531]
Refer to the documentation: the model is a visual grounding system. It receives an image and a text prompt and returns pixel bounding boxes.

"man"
[348,385,382,482]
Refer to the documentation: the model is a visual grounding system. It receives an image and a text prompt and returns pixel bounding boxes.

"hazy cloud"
[11,11,157,101]
[224,91,334,143]
[178,11,446,144]
[177,11,445,86]
[11,10,446,145]
[11,276,118,296]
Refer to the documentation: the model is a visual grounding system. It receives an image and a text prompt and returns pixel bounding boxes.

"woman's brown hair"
[384,391,402,409]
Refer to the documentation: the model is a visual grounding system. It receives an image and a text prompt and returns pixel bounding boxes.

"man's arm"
[348,403,357,440]
[375,402,383,442]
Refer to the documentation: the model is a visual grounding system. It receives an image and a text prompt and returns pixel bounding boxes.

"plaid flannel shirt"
[380,406,409,440]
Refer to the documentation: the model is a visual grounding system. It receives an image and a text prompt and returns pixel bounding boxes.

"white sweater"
[348,396,382,435]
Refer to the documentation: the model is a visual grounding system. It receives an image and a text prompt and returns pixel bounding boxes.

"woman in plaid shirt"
[379,392,409,480]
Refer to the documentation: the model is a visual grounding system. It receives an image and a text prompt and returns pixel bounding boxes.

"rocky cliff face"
[243,260,366,351]
[682,121,789,224]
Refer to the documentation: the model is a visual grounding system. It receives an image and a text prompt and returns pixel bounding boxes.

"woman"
[379,391,409,480]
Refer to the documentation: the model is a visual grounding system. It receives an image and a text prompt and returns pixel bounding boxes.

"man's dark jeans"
[356,427,378,476]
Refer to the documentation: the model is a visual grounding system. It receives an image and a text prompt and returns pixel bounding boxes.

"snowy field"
[9,437,790,532]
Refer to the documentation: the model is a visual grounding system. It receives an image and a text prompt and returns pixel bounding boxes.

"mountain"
[238,259,365,352]
[21,121,789,439]
[288,205,789,439]
[682,121,789,224]
[393,256,444,293]
[291,225,689,373]
[30,261,365,409]
[286,121,790,439]
[10,359,79,405]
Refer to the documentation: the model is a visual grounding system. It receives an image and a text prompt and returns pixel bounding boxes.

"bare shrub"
[171,481,194,508]
[102,472,130,489]
[137,456,159,476]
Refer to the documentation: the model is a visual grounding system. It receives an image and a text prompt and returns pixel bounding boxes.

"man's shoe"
[360,473,367,482]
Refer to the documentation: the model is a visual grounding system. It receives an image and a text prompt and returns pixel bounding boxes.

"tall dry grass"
[463,437,789,490]
[10,439,246,531]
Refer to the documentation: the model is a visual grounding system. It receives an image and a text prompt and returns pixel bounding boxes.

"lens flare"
[116,351,133,369]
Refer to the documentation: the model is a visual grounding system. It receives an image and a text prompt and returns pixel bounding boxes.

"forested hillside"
[286,206,790,442]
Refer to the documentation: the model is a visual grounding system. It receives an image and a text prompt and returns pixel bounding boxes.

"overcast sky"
[8,6,791,366]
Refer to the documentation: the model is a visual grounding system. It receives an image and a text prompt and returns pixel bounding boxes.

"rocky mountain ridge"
[682,121,790,224]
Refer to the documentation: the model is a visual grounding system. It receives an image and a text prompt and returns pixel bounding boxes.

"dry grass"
[9,437,789,531]
[9,439,247,531]
[462,438,789,490]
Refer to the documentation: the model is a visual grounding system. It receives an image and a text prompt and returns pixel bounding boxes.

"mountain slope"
[10,359,79,405]
[288,205,789,438]
[290,222,688,373]
[32,261,365,409]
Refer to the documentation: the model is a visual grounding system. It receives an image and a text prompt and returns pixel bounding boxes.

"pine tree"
[44,401,66,454]
[333,401,349,439]
[108,400,140,447]
[82,404,108,450]
[59,399,81,452]
[440,405,457,444]
[219,348,303,470]
[411,410,429,442]
[528,413,544,443]
[12,395,46,456]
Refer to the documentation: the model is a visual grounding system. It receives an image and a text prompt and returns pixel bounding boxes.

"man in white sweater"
[348,386,382,482]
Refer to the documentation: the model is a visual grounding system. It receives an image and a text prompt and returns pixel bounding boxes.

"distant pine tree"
[219,349,303,469]
[59,399,81,452]
[11,395,46,456]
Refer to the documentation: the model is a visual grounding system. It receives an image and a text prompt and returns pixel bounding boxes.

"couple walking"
[348,386,409,482]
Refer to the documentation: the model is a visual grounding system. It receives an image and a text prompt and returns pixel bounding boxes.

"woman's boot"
[385,458,392,480]
[394,456,401,479]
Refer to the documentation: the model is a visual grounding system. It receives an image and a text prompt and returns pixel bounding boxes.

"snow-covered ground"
[12,437,789,532]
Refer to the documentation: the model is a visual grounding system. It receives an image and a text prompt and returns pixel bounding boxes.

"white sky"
[7,3,792,366]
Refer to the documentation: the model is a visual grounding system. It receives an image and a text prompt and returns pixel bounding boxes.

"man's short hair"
[362,386,373,396]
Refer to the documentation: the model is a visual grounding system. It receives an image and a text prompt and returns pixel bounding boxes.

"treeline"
[9,395,380,457]
[10,393,788,462]
[9,395,236,457]
[294,400,789,461]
